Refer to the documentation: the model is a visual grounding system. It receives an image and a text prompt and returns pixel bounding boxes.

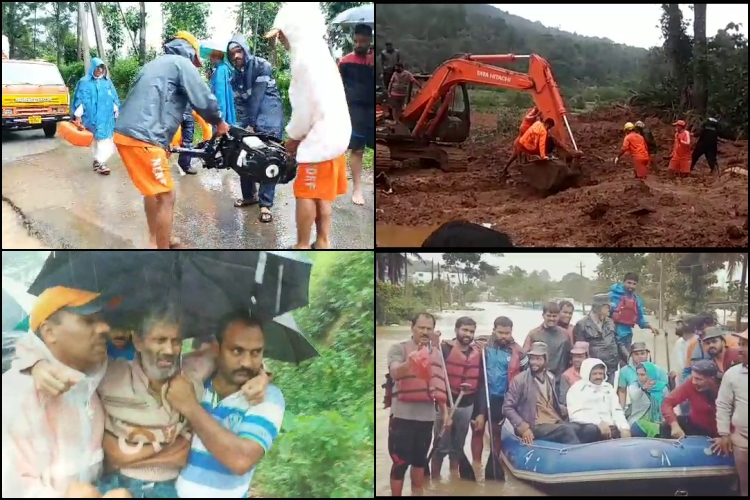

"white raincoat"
[2,333,107,498]
[566,357,629,430]
[269,2,351,163]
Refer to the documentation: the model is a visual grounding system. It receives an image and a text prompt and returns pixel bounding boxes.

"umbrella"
[199,37,232,60]
[259,312,319,364]
[2,277,35,332]
[332,4,374,28]
[27,251,313,321]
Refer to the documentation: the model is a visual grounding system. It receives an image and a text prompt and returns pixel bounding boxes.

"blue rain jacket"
[71,57,119,140]
[210,60,237,126]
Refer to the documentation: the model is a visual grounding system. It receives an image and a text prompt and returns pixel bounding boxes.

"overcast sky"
[417,253,741,286]
[493,4,749,49]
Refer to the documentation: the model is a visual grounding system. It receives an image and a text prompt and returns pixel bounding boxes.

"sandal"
[234,198,259,208]
[93,162,111,175]
[259,210,273,223]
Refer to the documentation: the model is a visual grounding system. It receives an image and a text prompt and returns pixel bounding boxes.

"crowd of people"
[383,272,748,497]
[68,3,374,249]
[2,286,281,499]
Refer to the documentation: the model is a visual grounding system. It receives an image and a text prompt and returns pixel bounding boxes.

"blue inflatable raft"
[499,420,736,494]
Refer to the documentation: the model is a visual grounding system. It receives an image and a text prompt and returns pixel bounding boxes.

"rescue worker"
[502,118,556,174]
[614,122,651,179]
[634,120,657,156]
[387,313,449,496]
[471,316,527,469]
[431,317,483,477]
[690,117,720,174]
[523,302,572,388]
[177,103,198,175]
[113,31,229,249]
[519,107,541,137]
[573,294,619,386]
[668,119,692,177]
[387,62,421,123]
[380,42,401,89]
[683,313,739,382]
[608,272,659,364]
[71,57,120,175]
[207,48,237,129]
[715,329,748,496]
[558,341,589,405]
[264,2,351,250]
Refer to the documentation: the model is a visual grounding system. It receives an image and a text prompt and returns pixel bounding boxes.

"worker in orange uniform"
[614,122,651,179]
[519,107,541,137]
[669,119,692,177]
[501,118,556,175]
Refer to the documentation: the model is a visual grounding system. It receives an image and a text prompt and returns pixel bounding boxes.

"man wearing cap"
[559,341,589,405]
[523,302,572,389]
[660,360,721,439]
[503,342,599,445]
[700,326,743,377]
[617,342,668,411]
[716,329,748,496]
[2,286,131,498]
[114,31,230,249]
[668,119,692,176]
[683,313,739,382]
[573,294,618,385]
[608,272,659,365]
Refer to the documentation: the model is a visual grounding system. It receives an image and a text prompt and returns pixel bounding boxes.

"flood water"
[375,303,592,497]
[375,302,677,497]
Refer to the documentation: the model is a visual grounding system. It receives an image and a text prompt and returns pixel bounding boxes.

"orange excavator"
[376,53,584,192]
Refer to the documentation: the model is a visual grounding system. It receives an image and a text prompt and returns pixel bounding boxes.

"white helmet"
[634,121,645,128]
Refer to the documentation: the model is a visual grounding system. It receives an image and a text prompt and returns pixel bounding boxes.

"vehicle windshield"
[2,62,65,86]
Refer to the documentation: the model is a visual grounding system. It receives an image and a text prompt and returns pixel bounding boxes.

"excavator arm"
[400,54,579,155]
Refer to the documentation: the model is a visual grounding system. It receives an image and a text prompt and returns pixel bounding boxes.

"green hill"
[376,4,648,91]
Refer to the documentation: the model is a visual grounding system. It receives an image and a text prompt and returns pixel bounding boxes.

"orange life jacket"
[393,341,448,404]
[562,366,582,386]
[444,342,482,394]
[612,294,639,327]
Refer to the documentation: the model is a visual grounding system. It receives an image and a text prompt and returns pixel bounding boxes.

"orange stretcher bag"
[171,111,213,147]
[58,121,94,148]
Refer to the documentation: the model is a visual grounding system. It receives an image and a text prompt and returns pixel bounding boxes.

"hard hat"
[174,31,202,67]
[672,120,687,127]
[635,120,645,128]
[707,117,718,123]
[623,122,635,131]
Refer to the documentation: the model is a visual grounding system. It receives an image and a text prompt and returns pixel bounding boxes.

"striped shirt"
[175,381,285,498]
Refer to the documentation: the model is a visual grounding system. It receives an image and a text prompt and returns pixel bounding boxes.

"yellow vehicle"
[2,58,70,138]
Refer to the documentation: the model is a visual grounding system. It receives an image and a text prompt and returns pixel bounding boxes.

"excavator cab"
[407,75,471,143]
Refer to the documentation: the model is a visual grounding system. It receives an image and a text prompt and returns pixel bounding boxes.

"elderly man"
[567,358,631,440]
[503,342,598,445]
[573,294,618,385]
[2,286,131,498]
[559,341,589,405]
[716,329,748,496]
[387,312,449,496]
[264,2,350,249]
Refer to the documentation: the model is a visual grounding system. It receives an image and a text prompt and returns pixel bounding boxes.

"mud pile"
[376,106,748,247]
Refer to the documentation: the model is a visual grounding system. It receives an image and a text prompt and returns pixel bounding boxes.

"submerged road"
[2,130,374,249]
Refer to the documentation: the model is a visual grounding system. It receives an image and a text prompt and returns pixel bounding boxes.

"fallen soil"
[376,105,748,247]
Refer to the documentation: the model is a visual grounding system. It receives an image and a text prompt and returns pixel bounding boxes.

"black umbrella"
[258,312,319,364]
[27,251,313,320]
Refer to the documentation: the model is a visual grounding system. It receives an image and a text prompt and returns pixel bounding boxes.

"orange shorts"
[293,154,348,202]
[114,132,174,196]
[669,156,691,174]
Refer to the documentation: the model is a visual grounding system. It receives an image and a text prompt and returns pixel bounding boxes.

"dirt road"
[376,107,748,247]
[2,130,374,249]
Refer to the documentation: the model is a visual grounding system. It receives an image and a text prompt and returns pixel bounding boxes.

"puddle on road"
[375,224,442,247]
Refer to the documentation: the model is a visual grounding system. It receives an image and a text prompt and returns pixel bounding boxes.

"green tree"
[595,253,649,284]
[559,272,593,305]
[161,2,210,41]
[321,2,371,53]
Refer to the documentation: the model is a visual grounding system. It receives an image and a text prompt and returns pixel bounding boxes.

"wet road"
[1,130,374,249]
[375,303,676,497]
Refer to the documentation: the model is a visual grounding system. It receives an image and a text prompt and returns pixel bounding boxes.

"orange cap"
[672,120,686,127]
[29,286,105,332]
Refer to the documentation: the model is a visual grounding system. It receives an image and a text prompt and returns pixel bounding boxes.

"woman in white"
[264,2,352,249]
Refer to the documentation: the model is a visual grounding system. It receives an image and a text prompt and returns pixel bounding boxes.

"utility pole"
[659,253,670,371]
[437,262,443,311]
[79,2,108,74]
[431,260,435,310]
[403,253,409,297]
[579,261,586,314]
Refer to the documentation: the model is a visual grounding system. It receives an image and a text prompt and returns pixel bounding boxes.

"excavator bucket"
[517,156,581,194]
